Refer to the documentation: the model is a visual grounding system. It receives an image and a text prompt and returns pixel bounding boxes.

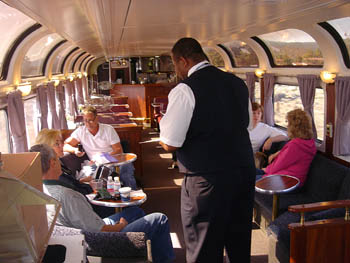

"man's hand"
[159,141,178,152]
[74,148,85,157]
[262,138,272,152]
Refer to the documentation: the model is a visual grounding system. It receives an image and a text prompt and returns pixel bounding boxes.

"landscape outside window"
[224,40,259,67]
[327,17,350,61]
[259,29,324,66]
[274,84,324,140]
[204,47,225,68]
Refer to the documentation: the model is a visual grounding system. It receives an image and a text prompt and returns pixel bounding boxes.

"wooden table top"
[255,174,300,194]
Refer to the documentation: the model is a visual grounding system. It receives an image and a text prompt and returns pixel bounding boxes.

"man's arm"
[64,137,85,157]
[110,142,123,155]
[262,135,289,152]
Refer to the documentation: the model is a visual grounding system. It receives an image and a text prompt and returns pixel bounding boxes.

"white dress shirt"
[160,61,252,148]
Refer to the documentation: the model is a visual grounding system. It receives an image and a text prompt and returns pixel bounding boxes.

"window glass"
[23,98,37,147]
[274,84,303,127]
[314,88,325,141]
[51,42,74,74]
[327,17,350,61]
[258,29,323,66]
[0,110,10,153]
[22,33,64,77]
[0,2,35,77]
[69,51,85,73]
[203,47,225,67]
[223,40,259,67]
[254,81,261,104]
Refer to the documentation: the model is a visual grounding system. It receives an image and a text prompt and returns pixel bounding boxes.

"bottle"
[114,177,121,198]
[107,176,114,196]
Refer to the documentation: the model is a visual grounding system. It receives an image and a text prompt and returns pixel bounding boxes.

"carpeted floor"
[138,128,268,263]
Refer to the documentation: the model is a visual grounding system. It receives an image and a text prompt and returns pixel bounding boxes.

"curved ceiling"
[2,0,350,59]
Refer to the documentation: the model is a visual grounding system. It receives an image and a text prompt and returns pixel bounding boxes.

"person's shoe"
[168,162,178,170]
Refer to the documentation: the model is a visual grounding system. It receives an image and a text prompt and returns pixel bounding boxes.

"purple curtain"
[56,83,68,129]
[333,77,350,155]
[71,80,79,115]
[36,85,49,131]
[47,83,60,129]
[7,91,28,152]
[263,73,275,126]
[65,81,75,116]
[75,78,84,105]
[297,75,318,139]
[246,72,257,102]
[82,76,89,101]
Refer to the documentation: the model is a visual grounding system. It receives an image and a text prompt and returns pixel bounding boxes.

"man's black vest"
[176,65,254,173]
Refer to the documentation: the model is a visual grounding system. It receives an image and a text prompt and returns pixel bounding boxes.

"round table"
[255,174,300,220]
[103,153,137,167]
[86,190,147,209]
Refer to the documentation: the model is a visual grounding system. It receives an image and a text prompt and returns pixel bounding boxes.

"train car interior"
[1,0,350,262]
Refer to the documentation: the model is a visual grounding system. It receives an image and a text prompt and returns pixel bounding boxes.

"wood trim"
[325,83,335,156]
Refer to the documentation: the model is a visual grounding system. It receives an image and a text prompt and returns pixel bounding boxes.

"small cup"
[90,179,103,194]
[119,187,131,202]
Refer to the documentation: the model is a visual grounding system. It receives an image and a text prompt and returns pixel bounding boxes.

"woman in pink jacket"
[256,109,316,187]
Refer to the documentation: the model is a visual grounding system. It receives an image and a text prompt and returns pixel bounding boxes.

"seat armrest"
[288,199,350,213]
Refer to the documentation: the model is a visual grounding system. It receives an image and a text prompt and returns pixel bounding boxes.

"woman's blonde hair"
[287,109,313,140]
[35,129,61,147]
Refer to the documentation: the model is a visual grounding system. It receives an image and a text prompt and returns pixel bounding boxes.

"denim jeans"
[120,163,137,189]
[103,206,175,263]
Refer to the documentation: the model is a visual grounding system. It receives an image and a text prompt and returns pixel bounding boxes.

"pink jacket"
[264,138,316,186]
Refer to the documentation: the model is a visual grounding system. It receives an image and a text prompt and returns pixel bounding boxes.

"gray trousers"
[181,167,255,263]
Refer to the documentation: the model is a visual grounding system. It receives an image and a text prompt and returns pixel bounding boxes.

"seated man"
[30,144,175,263]
[63,105,136,189]
[249,102,288,168]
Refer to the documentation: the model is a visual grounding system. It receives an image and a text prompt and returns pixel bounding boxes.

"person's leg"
[256,168,265,180]
[119,163,137,189]
[121,213,175,263]
[103,206,145,225]
[181,174,223,263]
[225,166,256,263]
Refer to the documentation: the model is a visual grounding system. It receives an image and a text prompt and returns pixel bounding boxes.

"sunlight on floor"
[173,178,183,186]
[251,229,268,256]
[140,137,160,144]
[170,232,182,248]
[159,153,172,159]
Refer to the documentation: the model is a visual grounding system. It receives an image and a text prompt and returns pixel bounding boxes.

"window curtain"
[72,80,79,116]
[7,91,28,152]
[36,85,49,131]
[263,73,275,126]
[246,72,257,102]
[297,74,318,139]
[65,81,75,116]
[47,82,60,129]
[56,83,68,129]
[75,78,84,105]
[333,77,350,155]
[82,76,89,101]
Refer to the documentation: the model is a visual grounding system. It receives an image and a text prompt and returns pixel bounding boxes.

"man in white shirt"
[249,102,288,153]
[160,38,255,263]
[63,106,136,189]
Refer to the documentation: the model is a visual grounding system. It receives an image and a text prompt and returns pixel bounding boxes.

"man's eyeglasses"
[83,116,97,124]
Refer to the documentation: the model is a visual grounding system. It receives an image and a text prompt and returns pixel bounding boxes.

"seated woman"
[35,129,92,195]
[256,109,317,187]
[35,129,114,218]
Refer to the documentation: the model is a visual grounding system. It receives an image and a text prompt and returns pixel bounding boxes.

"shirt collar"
[188,60,210,77]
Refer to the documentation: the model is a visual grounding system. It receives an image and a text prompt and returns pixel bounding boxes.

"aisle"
[139,129,268,263]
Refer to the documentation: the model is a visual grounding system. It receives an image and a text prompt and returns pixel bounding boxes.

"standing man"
[160,38,255,262]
